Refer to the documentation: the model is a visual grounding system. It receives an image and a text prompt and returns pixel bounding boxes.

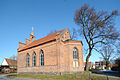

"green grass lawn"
[8,72,120,80]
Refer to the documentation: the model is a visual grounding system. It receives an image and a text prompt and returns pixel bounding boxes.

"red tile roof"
[5,58,17,67]
[18,30,64,52]
[84,62,92,64]
[84,62,92,67]
[95,61,104,63]
[92,64,95,66]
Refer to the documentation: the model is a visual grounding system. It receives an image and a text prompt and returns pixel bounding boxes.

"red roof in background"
[5,58,17,67]
[95,61,104,63]
[108,64,118,67]
[18,30,64,52]
[92,64,95,66]
[84,62,92,65]
[84,62,92,67]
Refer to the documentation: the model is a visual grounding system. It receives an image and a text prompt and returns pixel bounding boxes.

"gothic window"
[76,61,79,67]
[73,48,78,59]
[33,52,36,67]
[73,61,75,68]
[27,53,30,67]
[40,50,44,66]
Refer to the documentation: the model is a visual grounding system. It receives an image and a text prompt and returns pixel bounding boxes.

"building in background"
[84,62,92,69]
[95,61,117,70]
[95,61,105,70]
[92,64,95,69]
[1,58,17,73]
[17,28,84,74]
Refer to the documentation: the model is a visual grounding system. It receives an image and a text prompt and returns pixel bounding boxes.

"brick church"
[17,28,84,74]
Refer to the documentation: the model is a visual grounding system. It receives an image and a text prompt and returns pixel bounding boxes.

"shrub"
[111,66,120,71]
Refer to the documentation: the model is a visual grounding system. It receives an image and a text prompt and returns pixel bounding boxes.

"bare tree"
[71,28,78,40]
[117,42,120,55]
[47,30,57,35]
[9,55,17,60]
[96,45,115,69]
[74,4,119,71]
[115,58,120,67]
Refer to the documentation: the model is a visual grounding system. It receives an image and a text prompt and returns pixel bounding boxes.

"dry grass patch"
[8,72,120,80]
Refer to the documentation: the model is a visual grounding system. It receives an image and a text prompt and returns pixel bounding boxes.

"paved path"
[0,74,40,80]
[92,70,120,78]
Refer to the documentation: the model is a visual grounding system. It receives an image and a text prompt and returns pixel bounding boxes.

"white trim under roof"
[1,59,8,66]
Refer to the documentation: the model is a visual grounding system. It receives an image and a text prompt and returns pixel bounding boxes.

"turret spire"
[30,26,35,41]
[31,26,34,36]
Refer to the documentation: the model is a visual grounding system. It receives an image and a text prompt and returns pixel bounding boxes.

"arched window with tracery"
[40,50,44,66]
[27,53,30,67]
[33,52,36,67]
[73,48,78,59]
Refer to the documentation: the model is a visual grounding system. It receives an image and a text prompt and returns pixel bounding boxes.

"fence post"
[89,72,91,80]
[107,75,109,80]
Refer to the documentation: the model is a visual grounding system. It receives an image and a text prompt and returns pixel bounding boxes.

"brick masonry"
[17,28,84,74]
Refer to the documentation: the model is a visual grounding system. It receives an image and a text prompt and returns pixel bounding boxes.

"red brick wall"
[17,29,84,73]
[18,40,84,73]
[62,41,84,72]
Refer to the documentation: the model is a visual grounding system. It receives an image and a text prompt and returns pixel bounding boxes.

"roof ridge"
[18,29,64,52]
[5,58,17,61]
[36,30,64,41]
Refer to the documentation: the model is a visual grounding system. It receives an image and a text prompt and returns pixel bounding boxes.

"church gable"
[19,42,26,49]
[60,28,71,41]
[25,38,31,45]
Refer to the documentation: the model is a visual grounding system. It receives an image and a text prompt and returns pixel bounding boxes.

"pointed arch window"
[40,50,44,66]
[27,53,30,67]
[73,48,78,59]
[33,52,36,67]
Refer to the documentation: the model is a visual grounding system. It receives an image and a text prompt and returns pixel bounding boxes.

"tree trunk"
[85,49,92,71]
[106,61,109,70]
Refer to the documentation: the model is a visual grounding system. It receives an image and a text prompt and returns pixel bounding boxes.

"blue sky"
[0,0,120,64]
